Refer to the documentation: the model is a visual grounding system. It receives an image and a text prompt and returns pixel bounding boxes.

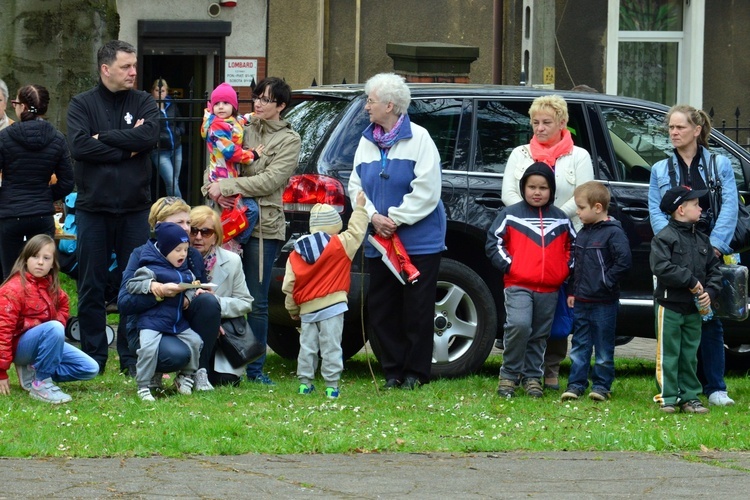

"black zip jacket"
[650,218,722,314]
[0,119,74,218]
[67,81,159,214]
[569,218,632,302]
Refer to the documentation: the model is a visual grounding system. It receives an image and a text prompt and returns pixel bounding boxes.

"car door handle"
[620,206,650,220]
[474,195,504,209]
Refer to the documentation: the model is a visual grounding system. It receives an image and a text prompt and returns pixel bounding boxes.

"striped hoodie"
[485,163,575,293]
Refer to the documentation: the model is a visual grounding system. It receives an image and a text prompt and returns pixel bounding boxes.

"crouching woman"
[0,235,99,403]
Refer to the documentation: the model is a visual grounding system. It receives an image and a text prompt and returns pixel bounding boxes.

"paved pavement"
[8,337,739,499]
[2,451,750,498]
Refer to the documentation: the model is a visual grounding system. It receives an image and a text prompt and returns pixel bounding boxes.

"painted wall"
[268,0,494,90]
[703,1,750,128]
[117,0,267,60]
[554,0,607,92]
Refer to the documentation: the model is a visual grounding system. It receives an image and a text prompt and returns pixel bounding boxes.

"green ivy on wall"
[1,0,119,130]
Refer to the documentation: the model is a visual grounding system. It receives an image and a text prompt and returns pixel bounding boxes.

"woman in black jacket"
[0,84,74,278]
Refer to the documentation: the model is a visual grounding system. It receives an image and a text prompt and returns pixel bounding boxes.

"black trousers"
[0,215,55,280]
[367,252,441,384]
[76,209,150,372]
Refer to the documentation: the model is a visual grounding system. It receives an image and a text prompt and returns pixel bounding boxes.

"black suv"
[267,84,750,378]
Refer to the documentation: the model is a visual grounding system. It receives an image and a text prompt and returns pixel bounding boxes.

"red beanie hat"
[210,82,238,112]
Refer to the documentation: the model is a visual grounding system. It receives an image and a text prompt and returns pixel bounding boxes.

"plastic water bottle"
[694,294,714,322]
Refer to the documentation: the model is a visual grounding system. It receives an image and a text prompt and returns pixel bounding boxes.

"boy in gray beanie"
[282,192,367,398]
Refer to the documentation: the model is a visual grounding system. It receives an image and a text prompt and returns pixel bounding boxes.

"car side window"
[600,106,671,183]
[409,98,469,171]
[471,99,592,175]
[601,105,748,189]
[473,100,531,174]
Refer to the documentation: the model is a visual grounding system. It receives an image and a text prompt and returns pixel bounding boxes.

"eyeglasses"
[10,100,21,106]
[365,98,380,105]
[252,95,276,105]
[190,227,216,237]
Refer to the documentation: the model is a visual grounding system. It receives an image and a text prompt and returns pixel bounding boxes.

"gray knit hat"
[309,203,342,234]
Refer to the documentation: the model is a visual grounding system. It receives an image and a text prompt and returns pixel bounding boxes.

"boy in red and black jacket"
[485,162,575,398]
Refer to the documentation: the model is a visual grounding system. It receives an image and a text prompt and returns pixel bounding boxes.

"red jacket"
[0,273,69,380]
[485,201,574,293]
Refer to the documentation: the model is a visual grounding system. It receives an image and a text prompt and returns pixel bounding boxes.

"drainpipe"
[318,0,325,85]
[492,0,503,84]
[355,0,361,83]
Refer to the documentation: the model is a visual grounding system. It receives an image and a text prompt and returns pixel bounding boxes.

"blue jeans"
[151,145,182,198]
[567,301,618,394]
[14,321,99,382]
[76,209,150,372]
[242,237,280,378]
[698,318,727,395]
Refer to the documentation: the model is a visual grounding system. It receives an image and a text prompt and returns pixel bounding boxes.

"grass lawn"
[1,349,749,458]
[2,275,743,458]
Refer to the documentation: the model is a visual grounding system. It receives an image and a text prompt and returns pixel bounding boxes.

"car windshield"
[285,98,351,169]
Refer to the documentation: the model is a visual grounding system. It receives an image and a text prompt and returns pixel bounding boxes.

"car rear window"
[286,98,351,168]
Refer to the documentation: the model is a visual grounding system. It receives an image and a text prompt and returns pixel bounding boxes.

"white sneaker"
[708,390,735,406]
[138,387,155,402]
[29,378,72,404]
[174,373,194,395]
[194,368,214,391]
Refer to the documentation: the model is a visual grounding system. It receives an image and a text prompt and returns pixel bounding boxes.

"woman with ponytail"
[0,84,74,278]
[648,104,738,408]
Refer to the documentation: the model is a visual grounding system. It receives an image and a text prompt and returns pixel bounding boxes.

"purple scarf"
[372,114,406,150]
[203,246,218,279]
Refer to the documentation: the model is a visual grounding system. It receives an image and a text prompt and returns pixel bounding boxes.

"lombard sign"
[225,59,258,86]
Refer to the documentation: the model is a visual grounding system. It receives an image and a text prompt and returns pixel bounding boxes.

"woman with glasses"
[117,197,222,393]
[188,205,254,385]
[206,77,301,385]
[348,73,446,390]
[0,84,74,279]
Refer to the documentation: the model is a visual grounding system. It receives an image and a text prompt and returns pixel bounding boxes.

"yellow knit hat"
[309,203,342,234]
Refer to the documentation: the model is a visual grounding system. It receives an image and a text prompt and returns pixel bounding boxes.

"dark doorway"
[142,54,208,205]
[137,20,232,206]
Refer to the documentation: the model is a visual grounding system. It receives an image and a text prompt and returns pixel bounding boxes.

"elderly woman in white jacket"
[501,94,594,391]
[189,205,254,386]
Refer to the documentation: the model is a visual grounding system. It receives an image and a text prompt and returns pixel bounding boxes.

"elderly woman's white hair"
[364,73,411,116]
[0,79,8,102]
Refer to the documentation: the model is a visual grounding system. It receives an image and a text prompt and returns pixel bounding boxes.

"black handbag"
[706,154,750,253]
[668,153,750,252]
[217,316,265,368]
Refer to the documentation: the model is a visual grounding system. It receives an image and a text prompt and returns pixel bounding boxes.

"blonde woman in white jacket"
[189,206,254,386]
[501,95,594,391]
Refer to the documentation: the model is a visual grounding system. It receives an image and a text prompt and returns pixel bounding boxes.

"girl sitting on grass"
[0,234,99,403]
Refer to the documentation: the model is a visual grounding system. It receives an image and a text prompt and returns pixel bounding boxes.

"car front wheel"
[368,258,498,379]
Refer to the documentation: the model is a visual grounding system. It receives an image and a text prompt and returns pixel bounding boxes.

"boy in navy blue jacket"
[561,182,631,402]
[126,223,203,401]
[486,162,575,398]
